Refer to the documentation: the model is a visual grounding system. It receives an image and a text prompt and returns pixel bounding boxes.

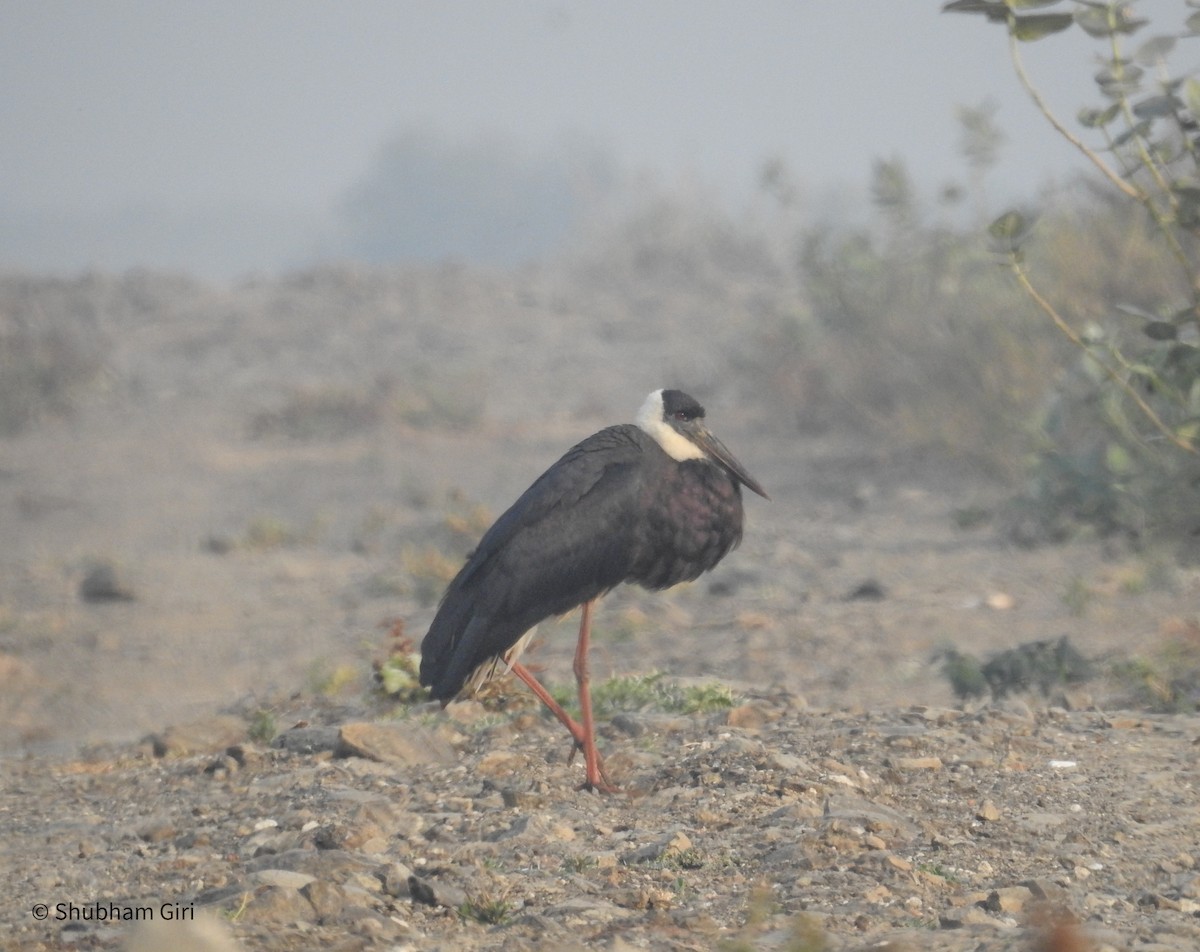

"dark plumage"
[418,388,768,791]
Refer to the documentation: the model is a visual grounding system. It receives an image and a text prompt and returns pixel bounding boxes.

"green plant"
[947,0,1200,551]
[1062,575,1093,616]
[561,854,597,874]
[372,619,427,706]
[306,659,359,697]
[458,893,512,925]
[551,672,738,720]
[1110,617,1200,711]
[246,708,277,744]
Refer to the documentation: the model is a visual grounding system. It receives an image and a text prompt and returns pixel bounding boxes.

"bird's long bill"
[694,426,770,499]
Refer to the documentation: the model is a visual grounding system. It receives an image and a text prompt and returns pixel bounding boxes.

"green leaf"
[1112,119,1153,146]
[1185,78,1200,117]
[1011,12,1074,40]
[1134,35,1176,65]
[1173,185,1200,229]
[1075,7,1115,36]
[1132,94,1180,120]
[1078,103,1122,128]
[941,0,1009,21]
[988,209,1036,251]
[1008,0,1066,7]
[1105,442,1133,475]
[1076,4,1148,38]
[1144,321,1178,341]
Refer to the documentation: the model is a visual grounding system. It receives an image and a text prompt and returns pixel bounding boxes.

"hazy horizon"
[3,0,1195,278]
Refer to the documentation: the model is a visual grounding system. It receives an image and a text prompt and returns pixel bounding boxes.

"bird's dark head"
[636,389,769,499]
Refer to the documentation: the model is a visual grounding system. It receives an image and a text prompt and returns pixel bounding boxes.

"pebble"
[976,799,1002,821]
[251,868,316,890]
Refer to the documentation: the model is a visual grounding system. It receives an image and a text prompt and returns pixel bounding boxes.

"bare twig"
[1006,29,1140,199]
[1008,256,1197,455]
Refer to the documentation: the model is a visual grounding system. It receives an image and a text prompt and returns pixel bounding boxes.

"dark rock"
[843,579,886,601]
[79,562,135,602]
[271,725,340,755]
[408,874,468,910]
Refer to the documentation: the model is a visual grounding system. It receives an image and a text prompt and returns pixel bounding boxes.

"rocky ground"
[2,689,1199,951]
[2,267,1200,950]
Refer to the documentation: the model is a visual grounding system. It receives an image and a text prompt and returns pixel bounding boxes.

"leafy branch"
[947,0,1200,459]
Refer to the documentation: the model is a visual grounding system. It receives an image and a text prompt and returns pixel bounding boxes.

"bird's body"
[419,389,767,791]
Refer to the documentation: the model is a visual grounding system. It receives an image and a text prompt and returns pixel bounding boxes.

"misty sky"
[2,0,1194,277]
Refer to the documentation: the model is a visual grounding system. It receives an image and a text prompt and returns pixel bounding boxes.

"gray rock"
[250,869,316,890]
[270,726,340,754]
[408,874,468,910]
[334,721,457,766]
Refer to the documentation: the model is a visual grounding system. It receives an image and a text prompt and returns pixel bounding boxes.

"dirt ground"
[1,267,1198,951]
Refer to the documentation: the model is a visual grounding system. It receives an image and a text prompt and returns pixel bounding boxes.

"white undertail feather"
[461,627,538,696]
[635,389,705,462]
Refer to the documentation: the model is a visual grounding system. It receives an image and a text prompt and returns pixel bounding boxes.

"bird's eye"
[673,411,690,421]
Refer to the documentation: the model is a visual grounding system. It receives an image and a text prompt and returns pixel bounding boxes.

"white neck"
[635,389,705,462]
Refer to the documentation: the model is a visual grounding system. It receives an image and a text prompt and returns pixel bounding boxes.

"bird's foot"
[566,739,618,793]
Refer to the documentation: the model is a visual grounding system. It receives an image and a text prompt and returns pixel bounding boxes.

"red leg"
[573,599,617,792]
[509,661,587,746]
[506,603,617,793]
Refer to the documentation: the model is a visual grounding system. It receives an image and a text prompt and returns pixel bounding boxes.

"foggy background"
[3,0,1193,278]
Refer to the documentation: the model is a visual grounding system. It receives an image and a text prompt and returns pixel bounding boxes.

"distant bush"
[0,279,108,435]
[246,371,485,441]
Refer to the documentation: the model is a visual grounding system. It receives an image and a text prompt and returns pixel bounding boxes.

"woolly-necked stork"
[419,388,768,792]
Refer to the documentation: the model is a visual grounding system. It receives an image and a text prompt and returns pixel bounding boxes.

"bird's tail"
[418,587,477,701]
[420,579,535,702]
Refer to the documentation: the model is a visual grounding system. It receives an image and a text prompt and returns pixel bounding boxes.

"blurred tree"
[955,99,1005,221]
[337,128,602,266]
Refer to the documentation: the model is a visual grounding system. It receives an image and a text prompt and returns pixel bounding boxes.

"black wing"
[419,424,654,699]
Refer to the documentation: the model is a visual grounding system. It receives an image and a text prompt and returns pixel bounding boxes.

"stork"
[419,388,768,792]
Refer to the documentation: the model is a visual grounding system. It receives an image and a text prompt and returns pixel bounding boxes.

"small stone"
[984,591,1015,611]
[149,715,248,758]
[488,813,576,842]
[844,579,886,601]
[475,749,531,777]
[884,853,912,872]
[80,561,135,602]
[976,799,1002,822]
[889,756,943,771]
[725,703,769,730]
[768,751,810,773]
[408,874,468,910]
[983,885,1033,914]
[239,884,318,923]
[300,880,349,920]
[380,862,415,898]
[138,820,177,844]
[621,830,694,865]
[251,868,316,890]
[271,726,340,754]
